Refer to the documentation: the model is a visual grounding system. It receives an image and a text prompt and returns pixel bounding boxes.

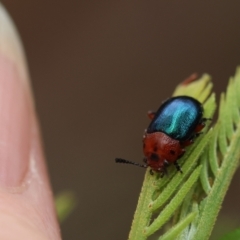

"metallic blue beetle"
[116,96,208,176]
[147,96,203,140]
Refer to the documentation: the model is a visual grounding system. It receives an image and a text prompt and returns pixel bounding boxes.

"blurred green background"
[1,1,240,239]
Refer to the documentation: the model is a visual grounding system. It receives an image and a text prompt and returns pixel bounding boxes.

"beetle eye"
[150,153,159,161]
[170,150,175,155]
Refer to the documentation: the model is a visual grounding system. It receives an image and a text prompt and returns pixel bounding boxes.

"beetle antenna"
[115,158,147,168]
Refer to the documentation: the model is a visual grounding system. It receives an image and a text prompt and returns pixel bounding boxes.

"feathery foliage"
[128,68,240,240]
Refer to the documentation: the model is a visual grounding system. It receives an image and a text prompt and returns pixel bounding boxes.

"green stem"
[128,171,156,240]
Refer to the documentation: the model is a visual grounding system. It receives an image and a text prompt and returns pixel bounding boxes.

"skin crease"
[0,4,61,240]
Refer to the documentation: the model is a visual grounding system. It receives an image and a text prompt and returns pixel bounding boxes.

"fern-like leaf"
[193,68,240,240]
[128,69,240,240]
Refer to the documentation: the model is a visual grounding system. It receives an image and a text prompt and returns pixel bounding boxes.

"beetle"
[115,96,209,177]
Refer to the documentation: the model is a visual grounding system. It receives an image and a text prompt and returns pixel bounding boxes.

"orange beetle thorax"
[143,132,183,166]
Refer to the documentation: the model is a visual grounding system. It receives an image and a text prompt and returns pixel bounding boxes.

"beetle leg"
[181,130,205,148]
[195,118,212,133]
[194,132,203,138]
[147,111,156,120]
[158,160,169,178]
[164,167,168,177]
[174,161,183,173]
[181,138,194,147]
[178,148,186,158]
[189,118,212,142]
[160,171,164,178]
[164,160,170,166]
[160,167,168,178]
[163,160,169,177]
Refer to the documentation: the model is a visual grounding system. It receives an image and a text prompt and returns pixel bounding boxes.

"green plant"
[55,191,77,223]
[219,228,240,240]
[128,68,240,240]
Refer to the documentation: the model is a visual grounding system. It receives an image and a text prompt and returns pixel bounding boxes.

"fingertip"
[0,4,61,239]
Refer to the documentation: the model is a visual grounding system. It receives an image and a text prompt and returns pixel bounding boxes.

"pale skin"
[0,4,61,240]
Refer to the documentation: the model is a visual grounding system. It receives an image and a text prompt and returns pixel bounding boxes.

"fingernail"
[0,4,32,188]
